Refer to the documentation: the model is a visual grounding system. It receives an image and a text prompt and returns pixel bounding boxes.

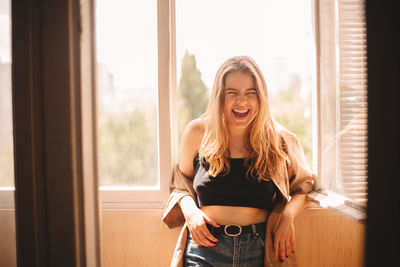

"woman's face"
[223,71,259,132]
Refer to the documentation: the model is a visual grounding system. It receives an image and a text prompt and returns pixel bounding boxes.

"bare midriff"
[200,205,269,226]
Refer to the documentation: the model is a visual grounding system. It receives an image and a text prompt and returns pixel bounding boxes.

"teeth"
[233,109,249,113]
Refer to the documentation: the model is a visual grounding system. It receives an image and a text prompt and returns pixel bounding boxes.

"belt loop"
[251,224,258,238]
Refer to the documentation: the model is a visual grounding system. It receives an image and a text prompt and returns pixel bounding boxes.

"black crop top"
[193,155,279,210]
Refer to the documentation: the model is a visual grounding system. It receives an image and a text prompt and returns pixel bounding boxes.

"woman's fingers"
[274,236,280,260]
[285,238,292,258]
[191,230,207,246]
[190,230,201,245]
[191,230,216,247]
[290,234,296,253]
[185,208,219,247]
[197,230,217,247]
[204,214,220,228]
[274,236,295,261]
[190,224,218,247]
[189,213,219,246]
[202,215,219,243]
[201,226,218,244]
[279,239,286,261]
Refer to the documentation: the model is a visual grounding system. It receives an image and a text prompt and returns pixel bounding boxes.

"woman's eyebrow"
[225,88,257,91]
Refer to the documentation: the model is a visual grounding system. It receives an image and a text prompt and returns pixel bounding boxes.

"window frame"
[307,0,367,223]
[98,0,177,209]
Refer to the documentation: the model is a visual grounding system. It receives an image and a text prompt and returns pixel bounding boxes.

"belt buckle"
[224,224,242,237]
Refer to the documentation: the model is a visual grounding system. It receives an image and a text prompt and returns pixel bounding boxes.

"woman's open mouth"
[232,109,250,118]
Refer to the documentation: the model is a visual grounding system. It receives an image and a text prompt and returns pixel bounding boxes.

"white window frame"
[98,0,177,209]
[307,0,367,223]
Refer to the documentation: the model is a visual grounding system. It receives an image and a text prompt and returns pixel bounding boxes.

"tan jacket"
[162,127,315,267]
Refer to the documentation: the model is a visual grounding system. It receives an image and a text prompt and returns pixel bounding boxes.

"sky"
[96,0,158,98]
[0,0,317,105]
[0,0,317,94]
[176,0,316,94]
[96,0,317,101]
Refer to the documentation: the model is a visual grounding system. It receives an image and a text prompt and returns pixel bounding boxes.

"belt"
[206,221,266,237]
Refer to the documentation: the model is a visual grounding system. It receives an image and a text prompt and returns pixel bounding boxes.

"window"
[316,0,368,207]
[0,0,369,216]
[307,0,367,222]
[96,0,368,213]
[97,0,317,208]
[97,0,173,208]
[96,0,159,188]
[176,0,315,165]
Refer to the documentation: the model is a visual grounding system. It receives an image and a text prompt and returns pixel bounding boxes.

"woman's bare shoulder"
[186,118,206,137]
[178,118,207,177]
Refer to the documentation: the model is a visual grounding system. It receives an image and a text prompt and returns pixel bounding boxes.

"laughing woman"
[162,56,315,267]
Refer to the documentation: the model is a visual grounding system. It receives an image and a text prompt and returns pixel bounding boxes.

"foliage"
[98,107,158,186]
[178,51,209,141]
[0,55,311,187]
[270,77,313,167]
[176,53,312,166]
[98,55,312,186]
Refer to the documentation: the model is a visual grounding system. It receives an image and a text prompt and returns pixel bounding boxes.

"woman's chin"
[227,120,252,131]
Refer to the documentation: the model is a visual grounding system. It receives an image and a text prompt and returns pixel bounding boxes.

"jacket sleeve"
[283,131,315,196]
[162,164,197,229]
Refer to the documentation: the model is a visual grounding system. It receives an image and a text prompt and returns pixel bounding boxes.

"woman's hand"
[184,207,220,247]
[273,212,296,261]
[179,195,220,247]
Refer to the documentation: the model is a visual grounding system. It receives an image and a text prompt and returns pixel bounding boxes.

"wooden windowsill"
[307,190,366,224]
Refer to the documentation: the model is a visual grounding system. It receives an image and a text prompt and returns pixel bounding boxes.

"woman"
[162,56,314,266]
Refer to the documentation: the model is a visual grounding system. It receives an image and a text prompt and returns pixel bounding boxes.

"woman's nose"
[236,94,247,104]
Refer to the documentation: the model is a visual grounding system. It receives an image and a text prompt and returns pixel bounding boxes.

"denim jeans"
[183,224,266,267]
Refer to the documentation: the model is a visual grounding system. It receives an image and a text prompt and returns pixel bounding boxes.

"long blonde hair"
[198,56,289,182]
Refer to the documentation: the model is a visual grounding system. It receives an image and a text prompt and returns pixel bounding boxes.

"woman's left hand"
[273,212,296,262]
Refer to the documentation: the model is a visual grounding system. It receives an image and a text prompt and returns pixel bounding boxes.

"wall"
[0,207,365,267]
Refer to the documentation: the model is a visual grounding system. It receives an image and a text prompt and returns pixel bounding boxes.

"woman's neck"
[227,129,248,158]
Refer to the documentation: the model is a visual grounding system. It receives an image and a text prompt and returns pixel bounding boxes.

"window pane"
[96,0,159,186]
[176,0,315,166]
[0,0,13,187]
[319,0,368,204]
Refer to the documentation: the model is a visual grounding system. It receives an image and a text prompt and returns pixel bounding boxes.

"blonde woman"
[162,56,315,267]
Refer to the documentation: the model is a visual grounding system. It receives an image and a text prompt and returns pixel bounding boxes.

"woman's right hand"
[179,196,220,247]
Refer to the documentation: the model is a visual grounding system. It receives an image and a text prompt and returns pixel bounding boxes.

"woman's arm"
[273,194,310,261]
[178,119,203,178]
[177,119,220,247]
[162,119,205,228]
[283,193,310,218]
[273,129,315,262]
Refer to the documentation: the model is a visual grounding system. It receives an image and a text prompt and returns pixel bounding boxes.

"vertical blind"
[337,0,368,204]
